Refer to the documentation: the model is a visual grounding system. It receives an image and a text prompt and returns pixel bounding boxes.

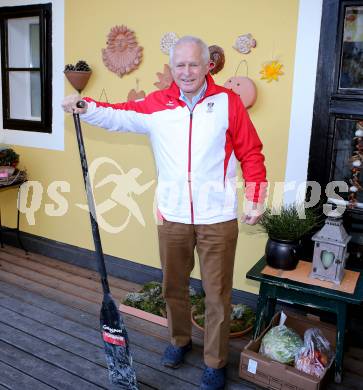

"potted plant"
[120,281,167,326]
[120,282,204,327]
[191,297,255,338]
[0,147,19,177]
[259,203,322,270]
[64,60,92,93]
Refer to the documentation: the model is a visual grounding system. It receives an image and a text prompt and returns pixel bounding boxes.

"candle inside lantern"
[320,250,335,270]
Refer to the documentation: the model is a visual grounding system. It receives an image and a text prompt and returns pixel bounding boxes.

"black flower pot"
[265,237,300,270]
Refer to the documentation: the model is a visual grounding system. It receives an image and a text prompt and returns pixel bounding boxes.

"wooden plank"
[0,277,244,385]
[0,289,170,357]
[0,305,108,364]
[0,246,141,292]
[0,268,179,351]
[0,258,106,304]
[0,292,203,388]
[0,291,248,388]
[0,321,165,390]
[0,283,198,367]
[0,321,109,387]
[0,279,99,328]
[344,354,363,378]
[0,279,188,357]
[137,384,157,390]
[327,371,363,390]
[0,292,101,346]
[0,360,55,390]
[0,304,203,388]
[0,250,252,352]
[1,250,358,390]
[0,249,128,299]
[0,341,104,390]
[0,269,174,341]
[0,248,247,353]
[0,268,101,314]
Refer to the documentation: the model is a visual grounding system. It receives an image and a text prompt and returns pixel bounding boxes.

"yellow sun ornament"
[260,60,284,82]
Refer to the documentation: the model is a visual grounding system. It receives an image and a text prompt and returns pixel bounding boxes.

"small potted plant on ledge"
[259,203,322,270]
[121,282,205,327]
[0,147,19,178]
[121,281,168,326]
[64,60,92,93]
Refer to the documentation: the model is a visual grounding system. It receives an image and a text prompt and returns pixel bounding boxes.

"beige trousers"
[157,219,238,368]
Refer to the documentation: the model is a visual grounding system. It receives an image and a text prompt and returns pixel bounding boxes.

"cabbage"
[260,325,303,364]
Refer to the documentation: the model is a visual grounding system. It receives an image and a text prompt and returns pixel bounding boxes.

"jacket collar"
[166,73,218,100]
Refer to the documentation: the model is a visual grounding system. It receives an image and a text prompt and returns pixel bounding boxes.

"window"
[0,3,52,132]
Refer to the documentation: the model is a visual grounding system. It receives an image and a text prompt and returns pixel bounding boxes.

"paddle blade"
[100,293,138,389]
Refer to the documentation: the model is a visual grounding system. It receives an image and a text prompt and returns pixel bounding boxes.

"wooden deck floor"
[0,246,362,390]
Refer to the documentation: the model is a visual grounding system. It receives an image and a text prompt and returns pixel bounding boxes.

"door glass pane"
[340,6,363,89]
[332,119,363,267]
[9,71,41,120]
[331,119,363,207]
[8,16,40,68]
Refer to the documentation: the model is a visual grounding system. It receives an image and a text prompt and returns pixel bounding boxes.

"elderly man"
[63,36,267,390]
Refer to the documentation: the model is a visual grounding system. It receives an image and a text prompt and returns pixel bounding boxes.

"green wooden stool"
[246,257,363,383]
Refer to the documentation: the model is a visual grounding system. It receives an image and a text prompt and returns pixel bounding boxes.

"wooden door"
[308,0,363,267]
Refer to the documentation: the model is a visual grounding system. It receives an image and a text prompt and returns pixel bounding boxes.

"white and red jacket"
[82,74,267,225]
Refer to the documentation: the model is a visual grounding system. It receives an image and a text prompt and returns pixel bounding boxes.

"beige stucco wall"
[1,0,299,294]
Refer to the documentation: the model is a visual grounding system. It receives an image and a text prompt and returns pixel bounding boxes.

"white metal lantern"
[310,215,351,284]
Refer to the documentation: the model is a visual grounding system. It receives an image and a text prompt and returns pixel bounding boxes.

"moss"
[192,299,256,334]
[123,281,204,318]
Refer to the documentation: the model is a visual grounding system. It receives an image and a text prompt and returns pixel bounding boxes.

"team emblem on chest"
[207,102,214,113]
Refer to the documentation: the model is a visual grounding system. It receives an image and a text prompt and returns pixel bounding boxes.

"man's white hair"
[169,36,210,66]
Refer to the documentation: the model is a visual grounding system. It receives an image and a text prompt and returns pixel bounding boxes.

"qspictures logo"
[18,157,154,233]
[16,156,352,232]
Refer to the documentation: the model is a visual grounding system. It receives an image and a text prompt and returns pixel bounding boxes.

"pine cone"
[64,64,75,71]
[75,60,91,71]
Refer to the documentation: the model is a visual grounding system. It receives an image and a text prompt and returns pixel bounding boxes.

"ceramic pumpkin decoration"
[224,76,257,109]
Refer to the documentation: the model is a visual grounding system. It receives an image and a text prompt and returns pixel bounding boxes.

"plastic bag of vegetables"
[295,328,334,377]
[260,324,303,364]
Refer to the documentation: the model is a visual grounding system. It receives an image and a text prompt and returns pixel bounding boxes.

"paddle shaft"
[73,101,110,295]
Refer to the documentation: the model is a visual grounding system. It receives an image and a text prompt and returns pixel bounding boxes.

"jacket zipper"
[188,111,194,224]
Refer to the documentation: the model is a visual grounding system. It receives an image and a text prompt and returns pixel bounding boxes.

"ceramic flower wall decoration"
[209,45,225,75]
[233,33,256,54]
[154,64,174,90]
[260,60,284,82]
[160,32,179,55]
[102,25,143,77]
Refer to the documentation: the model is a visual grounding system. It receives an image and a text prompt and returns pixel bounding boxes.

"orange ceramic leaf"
[127,89,146,101]
[154,64,173,90]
